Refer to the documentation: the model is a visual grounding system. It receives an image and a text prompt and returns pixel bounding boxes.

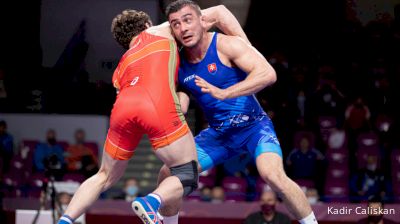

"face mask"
[367,164,377,172]
[201,195,212,202]
[308,197,318,205]
[368,215,383,223]
[261,204,275,215]
[126,186,138,196]
[323,93,332,102]
[297,95,306,102]
[61,204,68,211]
[47,138,56,145]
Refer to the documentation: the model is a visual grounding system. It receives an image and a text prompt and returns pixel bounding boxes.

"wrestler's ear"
[145,22,151,28]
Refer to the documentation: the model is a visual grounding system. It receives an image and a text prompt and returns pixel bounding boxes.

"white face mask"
[367,163,377,171]
[308,197,318,205]
[61,204,68,211]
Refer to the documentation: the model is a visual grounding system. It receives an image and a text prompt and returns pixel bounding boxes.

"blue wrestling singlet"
[178,32,282,171]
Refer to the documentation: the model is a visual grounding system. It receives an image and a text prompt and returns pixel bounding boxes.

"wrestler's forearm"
[223,68,276,99]
[202,5,250,45]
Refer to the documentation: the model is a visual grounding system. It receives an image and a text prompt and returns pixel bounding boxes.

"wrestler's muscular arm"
[200,5,250,44]
[195,35,276,100]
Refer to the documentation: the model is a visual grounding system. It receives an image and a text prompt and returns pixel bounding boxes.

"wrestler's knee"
[260,166,288,191]
[158,165,171,184]
[96,166,118,190]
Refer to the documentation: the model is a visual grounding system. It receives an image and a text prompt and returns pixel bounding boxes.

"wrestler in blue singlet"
[178,32,282,171]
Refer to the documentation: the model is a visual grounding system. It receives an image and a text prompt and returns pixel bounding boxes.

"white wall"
[40,0,159,83]
[0,113,109,155]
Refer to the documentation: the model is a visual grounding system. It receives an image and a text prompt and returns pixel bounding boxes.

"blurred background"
[1,0,400,223]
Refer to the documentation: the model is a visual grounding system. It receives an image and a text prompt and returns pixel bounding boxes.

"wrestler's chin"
[180,38,197,48]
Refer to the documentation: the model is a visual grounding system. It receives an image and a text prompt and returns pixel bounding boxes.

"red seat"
[294,179,315,190]
[356,132,379,150]
[21,140,39,151]
[324,179,349,202]
[58,141,70,151]
[327,129,348,150]
[84,142,99,157]
[326,150,348,165]
[326,167,349,180]
[185,189,202,201]
[222,177,248,201]
[318,116,337,142]
[62,173,86,183]
[198,176,215,189]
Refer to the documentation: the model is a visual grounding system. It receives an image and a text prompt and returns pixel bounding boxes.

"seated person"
[33,129,65,178]
[243,190,291,224]
[65,129,98,177]
[356,195,397,224]
[56,191,85,224]
[286,135,325,182]
[210,186,225,203]
[113,177,141,202]
[305,187,323,205]
[350,155,392,203]
[0,120,14,173]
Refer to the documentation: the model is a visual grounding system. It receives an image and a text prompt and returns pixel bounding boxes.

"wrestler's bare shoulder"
[145,22,174,40]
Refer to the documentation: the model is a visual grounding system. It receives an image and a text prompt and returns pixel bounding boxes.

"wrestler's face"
[168,5,204,48]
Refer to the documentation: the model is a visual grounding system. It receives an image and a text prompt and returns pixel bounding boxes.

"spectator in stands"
[33,129,65,177]
[286,135,325,185]
[356,195,397,224]
[200,186,212,202]
[122,178,140,202]
[243,190,291,224]
[65,129,98,178]
[309,65,346,123]
[345,95,372,135]
[305,188,323,205]
[210,186,225,203]
[112,177,141,201]
[350,155,392,203]
[344,95,374,172]
[57,191,73,213]
[0,120,14,173]
[56,192,85,224]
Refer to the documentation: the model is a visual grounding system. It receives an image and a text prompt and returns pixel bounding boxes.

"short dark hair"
[368,195,384,206]
[165,0,201,18]
[111,9,152,50]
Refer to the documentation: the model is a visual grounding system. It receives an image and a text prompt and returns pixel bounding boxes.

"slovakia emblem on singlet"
[207,63,217,74]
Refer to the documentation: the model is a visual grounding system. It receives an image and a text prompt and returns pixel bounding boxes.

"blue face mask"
[126,186,138,196]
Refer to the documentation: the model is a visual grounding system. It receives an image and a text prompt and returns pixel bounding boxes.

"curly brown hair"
[111,9,152,49]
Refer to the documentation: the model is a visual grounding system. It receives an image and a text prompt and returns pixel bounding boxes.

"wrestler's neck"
[185,32,213,63]
[129,23,151,48]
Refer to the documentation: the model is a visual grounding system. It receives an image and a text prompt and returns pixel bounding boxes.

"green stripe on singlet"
[168,41,186,123]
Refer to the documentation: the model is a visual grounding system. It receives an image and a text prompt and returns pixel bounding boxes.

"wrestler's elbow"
[261,66,277,87]
[181,107,188,115]
[215,5,228,14]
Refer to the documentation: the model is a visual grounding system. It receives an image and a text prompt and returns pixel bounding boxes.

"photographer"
[33,129,65,179]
